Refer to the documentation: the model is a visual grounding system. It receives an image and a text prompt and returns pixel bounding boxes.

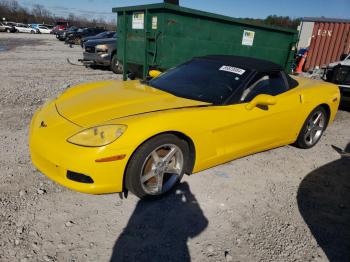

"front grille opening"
[67,171,94,184]
[85,47,95,53]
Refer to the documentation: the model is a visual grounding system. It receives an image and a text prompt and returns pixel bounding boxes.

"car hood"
[85,38,117,47]
[55,80,209,127]
[82,35,98,42]
[328,60,350,68]
[83,35,109,41]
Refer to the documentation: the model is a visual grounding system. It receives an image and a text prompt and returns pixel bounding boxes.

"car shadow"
[297,143,350,262]
[89,64,111,72]
[110,182,208,262]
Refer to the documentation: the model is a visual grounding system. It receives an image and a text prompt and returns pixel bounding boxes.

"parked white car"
[14,23,36,34]
[37,25,52,34]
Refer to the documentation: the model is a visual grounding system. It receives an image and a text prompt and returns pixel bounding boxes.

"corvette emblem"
[40,121,47,128]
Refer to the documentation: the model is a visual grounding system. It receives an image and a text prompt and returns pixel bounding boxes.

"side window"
[241,72,288,102]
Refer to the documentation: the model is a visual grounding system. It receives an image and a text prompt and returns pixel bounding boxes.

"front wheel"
[295,106,328,149]
[110,54,122,74]
[124,134,192,199]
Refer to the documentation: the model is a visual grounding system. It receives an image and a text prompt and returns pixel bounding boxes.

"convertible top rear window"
[149,59,251,105]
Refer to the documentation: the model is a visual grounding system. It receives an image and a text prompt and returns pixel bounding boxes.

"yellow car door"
[212,71,302,162]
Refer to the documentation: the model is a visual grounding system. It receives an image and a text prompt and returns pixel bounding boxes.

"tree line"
[1,0,300,30]
[241,15,301,29]
[0,0,116,30]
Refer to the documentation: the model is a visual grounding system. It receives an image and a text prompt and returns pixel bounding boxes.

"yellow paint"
[29,77,340,194]
[149,70,162,78]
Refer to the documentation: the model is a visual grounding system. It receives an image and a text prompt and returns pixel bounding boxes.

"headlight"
[67,124,127,147]
[96,44,108,53]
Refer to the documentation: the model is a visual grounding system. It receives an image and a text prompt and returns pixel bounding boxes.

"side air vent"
[67,171,94,184]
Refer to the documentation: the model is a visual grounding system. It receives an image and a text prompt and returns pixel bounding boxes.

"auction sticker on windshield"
[219,66,246,75]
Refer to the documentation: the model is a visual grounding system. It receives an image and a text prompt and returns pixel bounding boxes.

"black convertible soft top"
[196,55,298,88]
[197,55,283,72]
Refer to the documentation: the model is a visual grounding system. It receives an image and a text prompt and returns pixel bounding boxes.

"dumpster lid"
[112,3,297,34]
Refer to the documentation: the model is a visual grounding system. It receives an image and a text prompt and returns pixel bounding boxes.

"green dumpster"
[112,2,298,80]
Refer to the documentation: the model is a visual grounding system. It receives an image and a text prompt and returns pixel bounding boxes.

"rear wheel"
[30,30,35,34]
[124,134,192,199]
[295,106,328,149]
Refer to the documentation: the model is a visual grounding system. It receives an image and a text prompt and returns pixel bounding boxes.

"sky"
[17,0,350,21]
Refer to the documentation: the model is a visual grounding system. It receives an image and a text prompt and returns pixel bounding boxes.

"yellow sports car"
[29,56,340,199]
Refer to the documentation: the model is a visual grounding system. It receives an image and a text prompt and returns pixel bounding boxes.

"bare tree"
[0,0,116,29]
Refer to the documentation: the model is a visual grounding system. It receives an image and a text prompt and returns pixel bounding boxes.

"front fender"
[105,109,218,173]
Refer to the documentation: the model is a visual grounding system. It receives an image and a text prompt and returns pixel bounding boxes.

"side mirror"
[149,70,162,78]
[246,94,277,110]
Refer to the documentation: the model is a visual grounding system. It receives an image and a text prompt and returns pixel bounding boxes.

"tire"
[6,28,10,33]
[124,134,192,199]
[110,54,122,74]
[295,106,328,149]
[30,30,35,34]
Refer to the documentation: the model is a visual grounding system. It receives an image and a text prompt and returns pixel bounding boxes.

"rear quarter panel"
[293,76,340,125]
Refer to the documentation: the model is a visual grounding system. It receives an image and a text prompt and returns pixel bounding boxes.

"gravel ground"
[0,33,349,262]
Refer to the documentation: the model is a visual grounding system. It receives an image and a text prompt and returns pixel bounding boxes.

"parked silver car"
[0,22,16,33]
[82,33,121,73]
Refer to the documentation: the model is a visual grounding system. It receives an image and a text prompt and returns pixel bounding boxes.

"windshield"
[149,59,251,104]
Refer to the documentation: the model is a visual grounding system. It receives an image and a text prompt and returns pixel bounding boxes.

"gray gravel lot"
[0,33,349,262]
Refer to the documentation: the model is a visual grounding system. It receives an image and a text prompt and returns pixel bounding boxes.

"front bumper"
[83,52,111,66]
[29,104,129,194]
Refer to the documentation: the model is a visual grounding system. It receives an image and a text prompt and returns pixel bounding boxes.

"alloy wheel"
[304,110,326,146]
[140,144,184,195]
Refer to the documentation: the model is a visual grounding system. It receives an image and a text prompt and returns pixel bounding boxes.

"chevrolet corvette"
[29,56,340,198]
